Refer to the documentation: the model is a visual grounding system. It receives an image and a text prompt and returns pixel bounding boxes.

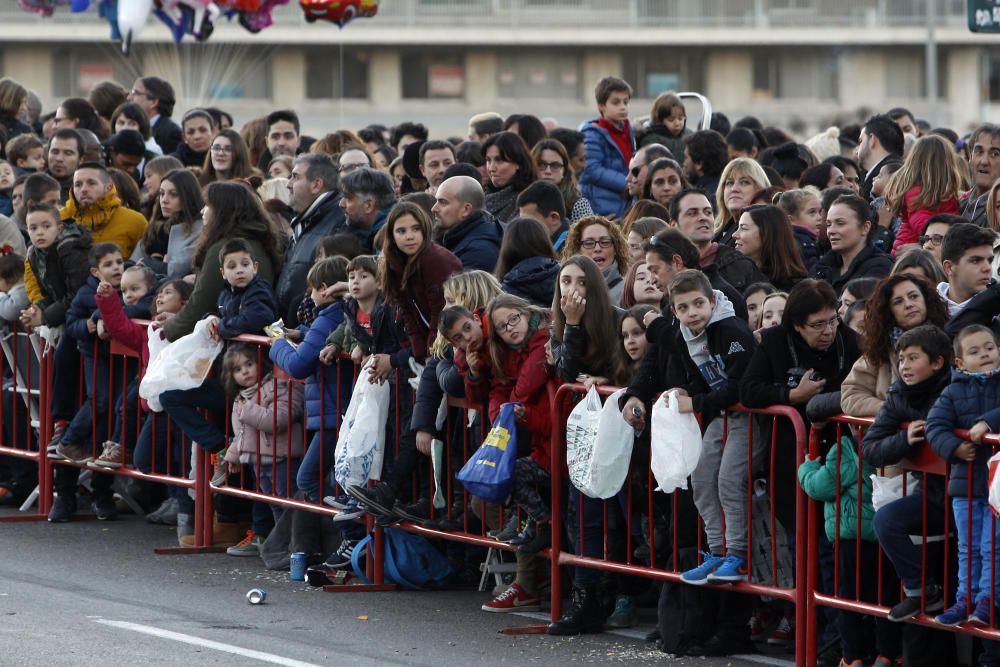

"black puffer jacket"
[501,256,559,307]
[793,225,819,276]
[410,349,467,435]
[620,312,682,407]
[713,242,767,294]
[813,244,892,296]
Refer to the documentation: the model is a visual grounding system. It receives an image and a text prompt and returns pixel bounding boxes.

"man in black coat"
[128,76,182,156]
[855,114,904,202]
[431,175,503,272]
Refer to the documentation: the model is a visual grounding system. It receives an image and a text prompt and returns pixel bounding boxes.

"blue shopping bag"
[455,403,518,504]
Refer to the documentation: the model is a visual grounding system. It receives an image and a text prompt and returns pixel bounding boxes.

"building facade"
[0,0,997,137]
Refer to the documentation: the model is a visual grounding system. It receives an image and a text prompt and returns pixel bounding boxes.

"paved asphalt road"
[0,508,791,666]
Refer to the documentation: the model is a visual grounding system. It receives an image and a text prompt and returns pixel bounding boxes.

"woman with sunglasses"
[531,139,593,223]
[561,216,631,303]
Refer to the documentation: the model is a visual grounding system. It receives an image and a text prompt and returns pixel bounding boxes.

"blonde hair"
[884,134,963,218]
[758,291,789,330]
[429,270,502,358]
[257,177,290,205]
[714,158,770,233]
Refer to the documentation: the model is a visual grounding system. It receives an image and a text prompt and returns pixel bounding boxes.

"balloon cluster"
[16,0,380,54]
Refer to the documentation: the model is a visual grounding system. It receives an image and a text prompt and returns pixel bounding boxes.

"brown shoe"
[178,515,248,547]
[91,441,128,469]
[55,441,92,463]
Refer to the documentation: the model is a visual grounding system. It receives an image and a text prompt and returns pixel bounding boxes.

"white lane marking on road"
[93,619,322,667]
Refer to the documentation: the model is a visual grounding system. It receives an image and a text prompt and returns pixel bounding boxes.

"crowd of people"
[2,71,1000,665]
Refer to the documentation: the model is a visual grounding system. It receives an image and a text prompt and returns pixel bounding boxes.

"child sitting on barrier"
[96,278,194,539]
[0,250,28,326]
[927,324,1000,627]
[216,342,304,555]
[205,238,278,341]
[666,270,759,586]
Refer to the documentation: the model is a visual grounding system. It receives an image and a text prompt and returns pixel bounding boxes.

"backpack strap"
[351,533,373,584]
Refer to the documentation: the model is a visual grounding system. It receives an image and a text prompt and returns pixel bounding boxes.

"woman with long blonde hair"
[885,134,963,254]
[714,157,771,247]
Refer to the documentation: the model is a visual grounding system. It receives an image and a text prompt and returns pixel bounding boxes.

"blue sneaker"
[708,554,749,583]
[968,598,993,626]
[935,600,970,626]
[681,552,725,585]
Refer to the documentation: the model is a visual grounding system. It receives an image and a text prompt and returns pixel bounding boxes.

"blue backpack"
[351,528,454,590]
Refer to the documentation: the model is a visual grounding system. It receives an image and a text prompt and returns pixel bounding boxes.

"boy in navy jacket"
[579,76,635,218]
[926,324,1000,627]
[665,270,759,585]
[207,238,278,340]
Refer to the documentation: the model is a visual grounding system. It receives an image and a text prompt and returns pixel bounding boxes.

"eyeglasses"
[580,237,613,249]
[630,166,644,177]
[210,144,233,154]
[919,234,945,246]
[339,162,368,173]
[537,160,564,172]
[129,89,148,99]
[495,312,522,333]
[803,316,839,332]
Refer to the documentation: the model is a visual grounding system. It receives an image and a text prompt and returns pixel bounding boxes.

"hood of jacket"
[61,186,123,235]
[442,208,501,249]
[937,280,973,317]
[502,256,559,306]
[679,290,736,343]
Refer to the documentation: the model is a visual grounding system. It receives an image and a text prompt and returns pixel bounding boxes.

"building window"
[885,48,948,99]
[305,48,369,100]
[401,53,465,99]
[751,50,836,100]
[987,52,1000,102]
[52,47,134,99]
[497,52,581,100]
[622,51,705,98]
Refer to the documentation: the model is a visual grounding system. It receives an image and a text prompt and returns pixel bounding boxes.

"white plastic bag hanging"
[573,388,634,499]
[650,390,702,493]
[566,386,602,493]
[139,318,222,412]
[989,451,1000,518]
[334,362,391,490]
[871,473,922,512]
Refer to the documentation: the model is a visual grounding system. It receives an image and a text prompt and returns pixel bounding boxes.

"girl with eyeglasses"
[531,139,594,223]
[561,216,631,303]
[200,128,256,186]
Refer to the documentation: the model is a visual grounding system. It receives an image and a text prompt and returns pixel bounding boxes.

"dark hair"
[418,139,455,165]
[667,186,712,224]
[374,144,398,167]
[734,115,763,131]
[218,238,256,265]
[863,273,949,366]
[922,213,967,236]
[821,186,854,213]
[548,128,585,160]
[762,126,794,148]
[358,126,385,147]
[668,268,713,300]
[824,155,861,176]
[782,279,838,328]
[266,109,299,135]
[26,202,61,224]
[761,142,809,185]
[109,102,151,140]
[59,97,110,139]
[481,131,538,192]
[293,153,339,192]
[157,277,193,302]
[843,276,879,302]
[438,304,475,340]
[50,128,85,157]
[378,201,436,302]
[400,191,436,218]
[502,114,547,153]
[892,248,947,284]
[829,194,874,244]
[469,113,503,139]
[200,128,255,185]
[955,324,999,359]
[107,168,141,212]
[494,217,557,278]
[629,216,668,243]
[22,172,60,206]
[516,180,566,220]
[307,255,348,290]
[390,122,428,150]
[181,108,216,133]
[221,342,273,398]
[844,299,868,328]
[339,167,396,210]
[683,130,727,178]
[799,163,840,191]
[123,264,157,292]
[195,181,284,272]
[0,253,25,284]
[157,168,203,235]
[887,107,915,125]
[455,140,484,167]
[644,228,700,269]
[88,242,121,268]
[641,158,687,202]
[862,114,905,158]
[140,76,176,117]
[204,106,233,130]
[347,254,377,276]
[320,232,363,261]
[709,111,731,136]
[895,324,953,368]
[726,127,760,155]
[88,80,128,121]
[741,205,807,285]
[594,76,632,106]
[941,222,997,265]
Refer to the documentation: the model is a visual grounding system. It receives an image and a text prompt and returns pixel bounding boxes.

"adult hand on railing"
[906,419,926,445]
[368,353,392,383]
[622,396,646,433]
[789,368,825,404]
[19,304,41,328]
[318,343,339,365]
[969,420,991,445]
[576,374,607,391]
[415,430,433,456]
[350,344,364,366]
[954,441,978,462]
[86,318,98,334]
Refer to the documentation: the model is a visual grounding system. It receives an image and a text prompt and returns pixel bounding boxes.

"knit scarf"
[957,366,1000,383]
[61,186,122,236]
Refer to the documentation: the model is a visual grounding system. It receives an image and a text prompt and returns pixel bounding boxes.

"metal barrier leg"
[155,448,226,555]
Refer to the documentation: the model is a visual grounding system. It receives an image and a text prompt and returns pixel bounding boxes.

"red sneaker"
[481,583,541,613]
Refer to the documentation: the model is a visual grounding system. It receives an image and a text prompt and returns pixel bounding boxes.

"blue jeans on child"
[249,459,300,534]
[952,497,1000,605]
[63,352,120,448]
[133,410,194,515]
[874,492,947,595]
[159,379,227,454]
[297,429,335,503]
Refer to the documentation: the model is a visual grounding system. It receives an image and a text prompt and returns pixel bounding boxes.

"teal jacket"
[797,436,876,542]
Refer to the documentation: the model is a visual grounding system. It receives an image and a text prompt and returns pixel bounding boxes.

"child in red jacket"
[886,135,962,255]
[480,294,553,554]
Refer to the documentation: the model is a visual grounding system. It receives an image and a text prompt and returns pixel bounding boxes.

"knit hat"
[805,126,841,162]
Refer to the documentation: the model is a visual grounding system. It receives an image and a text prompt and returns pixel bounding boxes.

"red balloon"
[299,0,378,26]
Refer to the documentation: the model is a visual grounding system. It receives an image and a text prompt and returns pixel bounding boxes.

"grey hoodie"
[680,289,736,390]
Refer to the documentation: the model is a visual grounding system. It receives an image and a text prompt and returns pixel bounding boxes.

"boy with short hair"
[665,269,759,584]
[20,203,91,329]
[863,325,952,625]
[926,324,1000,626]
[579,75,635,219]
[5,133,46,175]
[206,238,278,340]
[937,223,996,316]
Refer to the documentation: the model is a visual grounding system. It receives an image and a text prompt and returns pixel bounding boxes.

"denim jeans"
[63,352,120,448]
[50,335,80,423]
[297,429,335,503]
[952,497,1000,605]
[159,379,227,454]
[252,459,300,531]
[874,492,947,594]
[567,484,629,588]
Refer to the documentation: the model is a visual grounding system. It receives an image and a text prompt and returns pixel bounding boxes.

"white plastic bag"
[139,318,222,412]
[334,363,391,490]
[870,473,922,512]
[650,390,702,493]
[989,451,1000,518]
[573,388,634,499]
[566,386,602,493]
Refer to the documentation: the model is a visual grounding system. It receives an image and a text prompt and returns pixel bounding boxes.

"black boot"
[547,584,605,635]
